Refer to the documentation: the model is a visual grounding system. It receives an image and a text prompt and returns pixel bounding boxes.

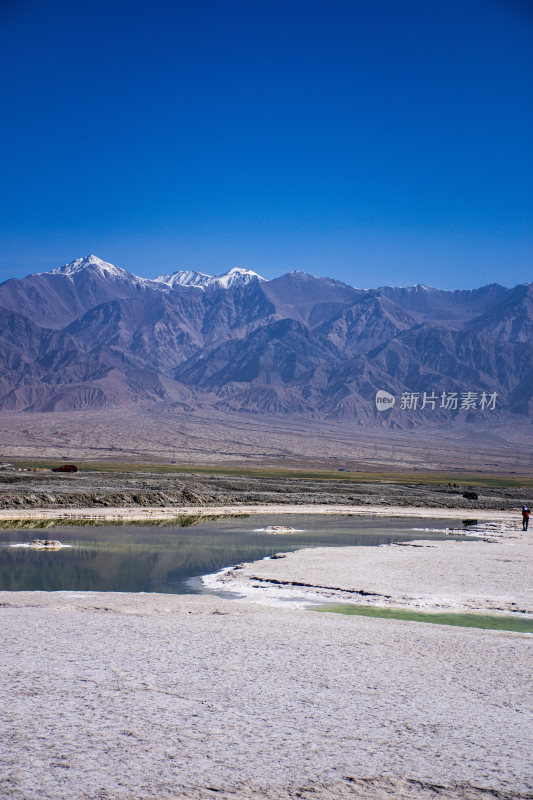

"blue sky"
[0,0,531,289]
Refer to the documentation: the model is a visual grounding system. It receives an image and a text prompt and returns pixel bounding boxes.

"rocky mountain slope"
[0,255,531,426]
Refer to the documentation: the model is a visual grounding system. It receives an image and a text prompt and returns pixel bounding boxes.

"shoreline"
[202,520,532,618]
[0,503,520,523]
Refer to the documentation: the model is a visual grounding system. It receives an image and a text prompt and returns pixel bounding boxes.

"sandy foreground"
[1,515,532,800]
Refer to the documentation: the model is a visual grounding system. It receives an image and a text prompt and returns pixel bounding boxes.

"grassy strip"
[6,459,533,488]
[312,604,533,633]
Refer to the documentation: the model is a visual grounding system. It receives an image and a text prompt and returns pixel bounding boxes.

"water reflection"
[0,514,459,594]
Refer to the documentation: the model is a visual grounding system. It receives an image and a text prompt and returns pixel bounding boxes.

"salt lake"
[0,513,462,593]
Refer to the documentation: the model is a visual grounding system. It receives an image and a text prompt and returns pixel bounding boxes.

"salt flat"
[1,519,531,800]
[1,588,532,800]
[208,521,532,615]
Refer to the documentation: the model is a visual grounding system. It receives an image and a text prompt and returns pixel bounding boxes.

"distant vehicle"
[52,464,78,473]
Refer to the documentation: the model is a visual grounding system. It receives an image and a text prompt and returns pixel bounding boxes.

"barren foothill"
[1,407,532,475]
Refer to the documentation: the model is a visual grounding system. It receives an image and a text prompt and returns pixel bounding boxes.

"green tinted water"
[312,604,533,633]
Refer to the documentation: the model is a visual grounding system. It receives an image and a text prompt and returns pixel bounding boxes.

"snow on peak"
[51,255,141,282]
[153,269,213,289]
[212,267,265,289]
[380,282,437,293]
[155,266,265,290]
[46,256,265,290]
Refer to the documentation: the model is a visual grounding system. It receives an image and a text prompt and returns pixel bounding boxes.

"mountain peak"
[288,270,313,278]
[213,267,265,288]
[153,269,212,289]
[405,283,435,292]
[377,282,437,293]
[155,266,265,290]
[50,254,135,280]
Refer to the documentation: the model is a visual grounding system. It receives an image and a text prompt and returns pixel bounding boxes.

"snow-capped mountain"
[0,254,531,422]
[49,254,149,286]
[51,254,129,278]
[154,266,265,290]
[48,256,265,292]
[153,269,213,289]
[212,267,265,288]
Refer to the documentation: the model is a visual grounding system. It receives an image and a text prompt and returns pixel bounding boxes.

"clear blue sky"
[0,0,531,288]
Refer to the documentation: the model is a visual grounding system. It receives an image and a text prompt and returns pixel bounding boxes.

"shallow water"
[312,604,533,634]
[0,513,461,593]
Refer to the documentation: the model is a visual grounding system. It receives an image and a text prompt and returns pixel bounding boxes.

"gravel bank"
[1,468,531,511]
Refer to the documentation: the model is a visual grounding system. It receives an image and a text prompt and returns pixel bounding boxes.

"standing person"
[522,506,530,531]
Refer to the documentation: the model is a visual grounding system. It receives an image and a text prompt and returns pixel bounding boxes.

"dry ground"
[0,466,532,512]
[1,407,532,474]
[1,589,532,800]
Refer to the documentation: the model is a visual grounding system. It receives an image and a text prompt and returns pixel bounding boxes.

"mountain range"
[0,255,531,426]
